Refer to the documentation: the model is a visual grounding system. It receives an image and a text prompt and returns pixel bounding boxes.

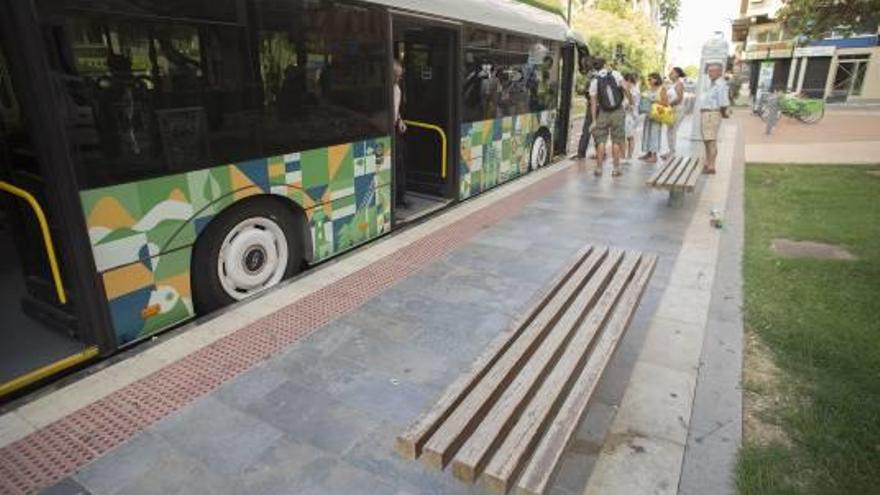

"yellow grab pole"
[402,120,448,179]
[0,181,67,304]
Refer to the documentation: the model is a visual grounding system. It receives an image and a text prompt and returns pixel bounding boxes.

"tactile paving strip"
[0,163,584,494]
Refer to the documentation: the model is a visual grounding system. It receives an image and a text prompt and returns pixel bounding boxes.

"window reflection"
[463,28,560,123]
[37,0,389,189]
[255,2,389,157]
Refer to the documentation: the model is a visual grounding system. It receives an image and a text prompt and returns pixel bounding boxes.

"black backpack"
[596,72,623,112]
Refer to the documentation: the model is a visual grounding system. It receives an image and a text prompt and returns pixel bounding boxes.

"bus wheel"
[193,197,302,314]
[530,131,550,170]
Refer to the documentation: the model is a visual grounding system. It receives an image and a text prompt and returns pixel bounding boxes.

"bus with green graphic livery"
[0,0,588,397]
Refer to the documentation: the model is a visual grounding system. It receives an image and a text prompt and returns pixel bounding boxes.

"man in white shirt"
[698,63,730,174]
[393,60,408,207]
[589,57,633,177]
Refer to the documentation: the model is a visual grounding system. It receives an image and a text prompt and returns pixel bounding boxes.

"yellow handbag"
[650,103,675,125]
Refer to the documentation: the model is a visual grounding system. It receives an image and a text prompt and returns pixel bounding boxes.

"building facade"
[732,0,880,103]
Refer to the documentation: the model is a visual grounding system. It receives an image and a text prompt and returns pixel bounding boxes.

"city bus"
[0,0,588,397]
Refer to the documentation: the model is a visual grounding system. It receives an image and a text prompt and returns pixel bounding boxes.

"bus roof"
[368,0,570,41]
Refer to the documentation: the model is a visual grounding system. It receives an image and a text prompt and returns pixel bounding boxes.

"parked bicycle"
[754,92,825,124]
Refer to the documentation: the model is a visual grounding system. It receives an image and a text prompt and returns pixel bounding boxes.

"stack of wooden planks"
[646,155,702,206]
[396,245,657,495]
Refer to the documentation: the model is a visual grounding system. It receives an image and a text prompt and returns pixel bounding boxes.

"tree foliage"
[777,0,880,39]
[571,6,662,77]
[658,0,681,63]
[594,0,630,16]
[659,0,681,30]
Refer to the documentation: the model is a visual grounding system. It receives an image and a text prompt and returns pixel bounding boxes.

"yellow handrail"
[403,120,448,179]
[0,181,67,304]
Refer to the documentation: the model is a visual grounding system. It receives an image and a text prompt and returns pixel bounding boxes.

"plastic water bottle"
[710,208,723,229]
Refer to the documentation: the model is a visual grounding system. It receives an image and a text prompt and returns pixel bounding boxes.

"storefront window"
[834,55,870,97]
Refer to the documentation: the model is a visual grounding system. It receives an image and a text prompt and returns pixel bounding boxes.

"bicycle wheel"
[797,105,824,124]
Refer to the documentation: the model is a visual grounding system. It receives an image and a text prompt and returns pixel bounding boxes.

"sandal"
[594,167,603,177]
[703,167,716,175]
[612,168,623,177]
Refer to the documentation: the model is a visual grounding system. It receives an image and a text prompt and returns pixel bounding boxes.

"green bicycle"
[759,93,826,124]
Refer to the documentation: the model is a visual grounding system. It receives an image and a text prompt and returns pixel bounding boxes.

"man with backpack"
[589,57,633,177]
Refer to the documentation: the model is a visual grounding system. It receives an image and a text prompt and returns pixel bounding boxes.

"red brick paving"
[735,109,880,145]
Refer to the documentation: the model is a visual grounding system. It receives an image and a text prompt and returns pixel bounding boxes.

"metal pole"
[567,0,573,26]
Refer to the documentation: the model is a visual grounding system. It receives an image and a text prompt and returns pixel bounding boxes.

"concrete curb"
[582,121,742,495]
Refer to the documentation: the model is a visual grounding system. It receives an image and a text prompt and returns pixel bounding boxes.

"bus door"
[554,43,576,157]
[0,13,101,399]
[392,16,460,223]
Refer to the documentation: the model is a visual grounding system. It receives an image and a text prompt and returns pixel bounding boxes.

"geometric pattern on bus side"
[459,109,555,200]
[80,135,392,345]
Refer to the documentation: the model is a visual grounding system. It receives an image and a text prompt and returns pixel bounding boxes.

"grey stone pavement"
[679,122,744,495]
[42,119,742,495]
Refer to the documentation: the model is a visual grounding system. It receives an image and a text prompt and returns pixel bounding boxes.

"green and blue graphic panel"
[80,137,392,345]
[459,110,555,199]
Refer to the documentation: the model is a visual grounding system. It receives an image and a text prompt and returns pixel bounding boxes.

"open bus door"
[391,14,460,224]
[554,43,575,157]
[556,32,590,157]
[0,4,109,400]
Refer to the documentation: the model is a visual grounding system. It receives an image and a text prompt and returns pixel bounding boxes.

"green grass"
[738,164,880,495]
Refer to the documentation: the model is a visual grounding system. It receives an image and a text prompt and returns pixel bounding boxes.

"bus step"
[20,293,79,338]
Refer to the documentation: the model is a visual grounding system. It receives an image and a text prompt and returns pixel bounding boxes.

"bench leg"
[668,190,685,207]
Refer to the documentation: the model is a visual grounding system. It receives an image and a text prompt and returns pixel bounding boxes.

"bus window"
[37,7,259,189]
[463,29,560,123]
[37,0,389,189]
[0,49,20,132]
[253,0,390,156]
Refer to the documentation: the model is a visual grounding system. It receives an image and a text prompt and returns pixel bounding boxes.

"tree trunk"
[662,25,670,68]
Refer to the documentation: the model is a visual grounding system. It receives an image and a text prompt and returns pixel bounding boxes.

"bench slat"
[449,250,627,482]
[682,157,702,191]
[671,157,698,190]
[646,156,676,186]
[514,255,658,495]
[395,246,593,459]
[656,156,685,189]
[480,252,644,494]
[667,157,695,190]
[419,247,611,469]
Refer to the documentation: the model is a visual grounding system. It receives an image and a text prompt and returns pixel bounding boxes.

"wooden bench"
[396,245,657,495]
[646,155,702,206]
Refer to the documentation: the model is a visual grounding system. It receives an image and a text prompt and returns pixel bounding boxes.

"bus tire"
[530,130,551,170]
[192,196,303,314]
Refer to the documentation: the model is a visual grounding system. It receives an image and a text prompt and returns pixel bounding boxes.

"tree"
[571,6,662,77]
[594,0,629,16]
[659,0,681,66]
[683,64,699,79]
[777,0,880,40]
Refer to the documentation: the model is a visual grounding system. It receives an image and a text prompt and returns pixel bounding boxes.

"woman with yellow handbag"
[639,73,669,164]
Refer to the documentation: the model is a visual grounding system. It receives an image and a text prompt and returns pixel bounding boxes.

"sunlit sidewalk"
[739,108,880,164]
